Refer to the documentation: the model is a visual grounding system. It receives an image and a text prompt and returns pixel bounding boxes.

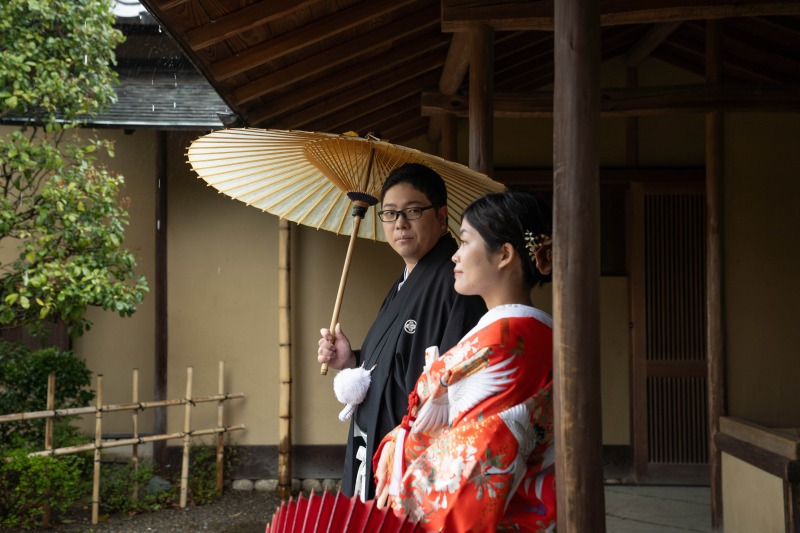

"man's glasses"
[378,204,440,223]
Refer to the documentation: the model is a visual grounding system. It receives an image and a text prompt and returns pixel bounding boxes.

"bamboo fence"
[0,363,245,525]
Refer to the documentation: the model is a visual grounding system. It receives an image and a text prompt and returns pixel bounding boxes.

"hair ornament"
[524,231,550,259]
[524,231,553,275]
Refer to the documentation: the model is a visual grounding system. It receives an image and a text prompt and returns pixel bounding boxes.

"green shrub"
[0,450,85,530]
[0,339,94,450]
[100,461,176,514]
[183,443,241,505]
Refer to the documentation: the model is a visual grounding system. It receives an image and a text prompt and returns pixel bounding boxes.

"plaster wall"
[71,128,157,434]
[724,112,800,427]
[721,453,785,532]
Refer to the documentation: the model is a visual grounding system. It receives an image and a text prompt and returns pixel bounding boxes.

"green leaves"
[0,0,148,337]
[0,0,123,121]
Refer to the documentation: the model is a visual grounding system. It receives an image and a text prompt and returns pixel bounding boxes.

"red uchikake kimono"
[374,305,557,532]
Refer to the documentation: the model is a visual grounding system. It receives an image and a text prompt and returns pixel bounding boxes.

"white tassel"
[333,364,374,422]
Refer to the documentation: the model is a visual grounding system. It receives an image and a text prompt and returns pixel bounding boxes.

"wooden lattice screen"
[643,191,708,467]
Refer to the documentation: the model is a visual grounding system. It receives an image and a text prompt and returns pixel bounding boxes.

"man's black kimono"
[342,233,487,499]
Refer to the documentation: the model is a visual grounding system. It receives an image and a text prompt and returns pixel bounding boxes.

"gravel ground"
[17,490,284,533]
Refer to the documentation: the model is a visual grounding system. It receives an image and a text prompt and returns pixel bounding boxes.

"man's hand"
[317,323,356,370]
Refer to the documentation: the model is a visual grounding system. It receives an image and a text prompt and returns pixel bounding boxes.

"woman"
[373,190,556,532]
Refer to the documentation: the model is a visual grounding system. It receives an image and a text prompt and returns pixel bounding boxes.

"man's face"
[381,182,447,271]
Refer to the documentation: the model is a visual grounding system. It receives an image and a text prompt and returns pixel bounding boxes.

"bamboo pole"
[22,425,246,459]
[43,373,55,528]
[553,0,606,530]
[180,367,193,508]
[91,375,103,525]
[132,368,140,502]
[0,393,245,424]
[278,219,293,499]
[216,361,224,495]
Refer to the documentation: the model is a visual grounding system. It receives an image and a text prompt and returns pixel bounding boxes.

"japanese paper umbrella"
[265,489,423,532]
[186,128,504,374]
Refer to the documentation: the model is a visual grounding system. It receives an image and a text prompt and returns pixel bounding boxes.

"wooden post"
[469,24,494,175]
[626,67,639,167]
[216,361,225,495]
[42,373,55,527]
[441,113,458,162]
[154,130,169,470]
[278,219,293,500]
[553,0,606,531]
[706,19,726,532]
[91,375,103,525]
[179,367,193,508]
[132,368,140,502]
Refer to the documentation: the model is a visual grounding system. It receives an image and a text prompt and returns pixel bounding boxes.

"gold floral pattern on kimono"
[375,307,556,532]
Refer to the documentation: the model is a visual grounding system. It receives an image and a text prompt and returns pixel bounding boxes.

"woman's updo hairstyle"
[462,189,552,288]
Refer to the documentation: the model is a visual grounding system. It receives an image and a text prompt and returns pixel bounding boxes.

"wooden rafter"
[422,84,800,118]
[278,71,439,132]
[209,0,417,81]
[442,0,800,31]
[233,5,441,106]
[624,22,683,66]
[185,0,320,51]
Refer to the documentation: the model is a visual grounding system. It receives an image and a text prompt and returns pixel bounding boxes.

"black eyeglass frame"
[377,204,441,222]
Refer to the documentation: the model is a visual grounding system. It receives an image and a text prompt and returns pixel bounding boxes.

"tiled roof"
[88,67,234,130]
[1,68,235,131]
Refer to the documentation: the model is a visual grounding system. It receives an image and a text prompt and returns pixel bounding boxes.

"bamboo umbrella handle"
[321,216,362,375]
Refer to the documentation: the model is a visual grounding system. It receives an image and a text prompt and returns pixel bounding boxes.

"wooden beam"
[266,59,442,130]
[185,0,319,51]
[659,23,784,83]
[381,119,429,144]
[440,114,458,161]
[344,96,419,139]
[152,0,189,10]
[244,32,446,124]
[440,31,472,95]
[626,67,639,166]
[209,0,415,81]
[553,0,605,530]
[427,31,521,150]
[624,21,682,66]
[421,83,800,117]
[427,31,471,152]
[355,103,427,143]
[442,0,800,31]
[469,25,494,174]
[706,18,726,533]
[233,6,440,105]
[278,72,439,133]
[494,166,704,187]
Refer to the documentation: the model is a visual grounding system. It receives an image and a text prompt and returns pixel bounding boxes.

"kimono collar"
[465,304,553,339]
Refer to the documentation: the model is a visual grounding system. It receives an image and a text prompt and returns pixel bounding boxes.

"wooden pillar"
[428,31,470,156]
[706,19,726,532]
[468,25,493,174]
[441,113,458,162]
[153,130,169,469]
[626,67,639,167]
[553,0,606,531]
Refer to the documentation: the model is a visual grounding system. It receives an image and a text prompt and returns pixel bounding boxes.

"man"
[318,163,487,500]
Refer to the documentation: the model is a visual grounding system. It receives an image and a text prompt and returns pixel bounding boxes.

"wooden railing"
[0,362,245,525]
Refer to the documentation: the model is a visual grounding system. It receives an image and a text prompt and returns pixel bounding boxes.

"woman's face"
[452,216,499,298]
